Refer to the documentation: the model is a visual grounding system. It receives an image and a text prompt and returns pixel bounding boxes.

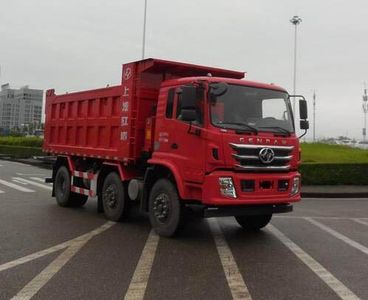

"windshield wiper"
[217,122,258,133]
[258,126,291,136]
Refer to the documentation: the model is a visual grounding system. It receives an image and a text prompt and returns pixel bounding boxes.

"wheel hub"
[105,185,118,209]
[153,193,170,223]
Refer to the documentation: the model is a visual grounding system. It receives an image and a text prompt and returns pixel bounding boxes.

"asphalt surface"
[0,160,368,300]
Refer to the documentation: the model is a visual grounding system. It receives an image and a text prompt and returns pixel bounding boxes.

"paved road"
[0,159,367,300]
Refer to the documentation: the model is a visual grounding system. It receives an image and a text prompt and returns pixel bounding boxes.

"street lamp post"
[290,15,302,113]
[313,90,316,142]
[142,0,148,59]
[363,84,368,141]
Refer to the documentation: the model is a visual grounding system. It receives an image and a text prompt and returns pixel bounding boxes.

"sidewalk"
[302,185,368,198]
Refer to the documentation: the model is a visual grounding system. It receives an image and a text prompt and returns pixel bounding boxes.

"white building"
[0,83,43,132]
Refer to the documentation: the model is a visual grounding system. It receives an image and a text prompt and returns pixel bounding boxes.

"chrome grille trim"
[235,164,291,171]
[230,143,294,171]
[230,143,294,151]
[232,154,259,160]
[232,154,292,161]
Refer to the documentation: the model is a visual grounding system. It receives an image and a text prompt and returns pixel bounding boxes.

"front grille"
[230,143,294,172]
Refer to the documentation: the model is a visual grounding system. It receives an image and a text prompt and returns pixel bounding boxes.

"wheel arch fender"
[96,162,136,204]
[141,161,184,212]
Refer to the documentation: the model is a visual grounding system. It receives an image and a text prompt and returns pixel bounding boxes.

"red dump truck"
[43,58,308,237]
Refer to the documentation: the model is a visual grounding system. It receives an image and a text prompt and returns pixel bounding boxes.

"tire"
[55,166,71,207]
[54,166,88,207]
[235,214,272,231]
[102,172,129,221]
[148,179,183,237]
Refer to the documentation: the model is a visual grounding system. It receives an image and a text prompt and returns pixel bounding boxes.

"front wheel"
[235,214,272,230]
[148,179,183,237]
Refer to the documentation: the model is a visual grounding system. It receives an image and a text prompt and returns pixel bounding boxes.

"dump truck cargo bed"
[43,58,245,162]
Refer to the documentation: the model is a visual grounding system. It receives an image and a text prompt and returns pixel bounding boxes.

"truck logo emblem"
[124,67,132,80]
[259,148,275,164]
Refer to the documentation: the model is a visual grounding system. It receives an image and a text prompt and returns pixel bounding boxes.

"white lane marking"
[12,221,113,300]
[0,189,4,194]
[16,173,48,176]
[13,177,52,191]
[0,179,35,193]
[268,225,360,300]
[0,221,115,273]
[124,230,159,300]
[353,219,368,226]
[305,217,368,256]
[30,177,49,184]
[12,179,28,185]
[208,218,252,300]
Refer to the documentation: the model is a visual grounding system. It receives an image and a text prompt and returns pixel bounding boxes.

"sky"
[1,0,368,140]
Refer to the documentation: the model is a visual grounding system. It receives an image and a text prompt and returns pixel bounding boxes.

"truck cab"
[148,76,307,229]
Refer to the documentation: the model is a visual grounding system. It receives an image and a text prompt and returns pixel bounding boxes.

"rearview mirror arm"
[298,129,307,139]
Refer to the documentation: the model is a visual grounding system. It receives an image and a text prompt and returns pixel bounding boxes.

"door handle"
[171,143,178,149]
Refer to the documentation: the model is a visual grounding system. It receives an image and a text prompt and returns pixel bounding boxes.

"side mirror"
[299,99,308,120]
[209,82,228,103]
[300,120,309,130]
[181,109,197,122]
[210,82,228,97]
[179,86,198,109]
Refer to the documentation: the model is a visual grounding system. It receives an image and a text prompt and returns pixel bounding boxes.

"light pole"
[363,83,368,141]
[290,15,302,113]
[313,90,316,142]
[142,0,148,59]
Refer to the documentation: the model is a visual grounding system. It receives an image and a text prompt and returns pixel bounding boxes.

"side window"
[166,88,175,118]
[176,85,204,126]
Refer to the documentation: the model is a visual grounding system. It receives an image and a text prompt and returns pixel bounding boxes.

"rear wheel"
[149,179,183,237]
[102,172,129,221]
[54,166,87,207]
[235,214,272,230]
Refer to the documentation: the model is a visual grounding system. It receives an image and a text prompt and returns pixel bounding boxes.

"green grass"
[301,143,368,164]
[300,143,368,184]
[0,145,43,158]
[0,136,43,147]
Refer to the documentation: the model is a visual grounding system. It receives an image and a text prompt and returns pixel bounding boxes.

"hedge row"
[300,163,368,185]
[0,145,44,158]
[0,136,43,147]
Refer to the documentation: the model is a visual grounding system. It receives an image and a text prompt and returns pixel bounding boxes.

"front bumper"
[202,170,301,206]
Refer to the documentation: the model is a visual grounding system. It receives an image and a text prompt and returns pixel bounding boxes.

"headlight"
[219,177,237,198]
[291,177,300,196]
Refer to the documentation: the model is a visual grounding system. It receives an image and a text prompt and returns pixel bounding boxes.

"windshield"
[210,84,294,134]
